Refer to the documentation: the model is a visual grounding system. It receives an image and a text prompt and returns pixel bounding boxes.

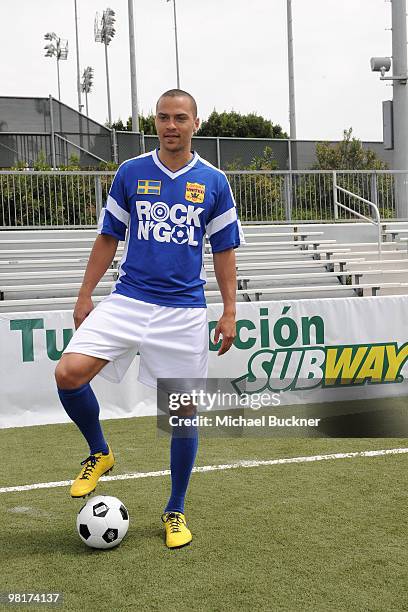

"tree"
[294,128,393,220]
[110,114,157,134]
[110,110,287,139]
[313,128,387,171]
[197,110,287,138]
[139,114,156,134]
[226,147,283,222]
[1,153,104,226]
[226,146,278,171]
[109,118,127,131]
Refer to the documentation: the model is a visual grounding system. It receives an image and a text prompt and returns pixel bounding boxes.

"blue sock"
[165,419,198,514]
[57,382,109,456]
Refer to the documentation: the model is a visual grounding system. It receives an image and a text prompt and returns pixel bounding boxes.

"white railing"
[0,169,403,227]
[334,176,382,259]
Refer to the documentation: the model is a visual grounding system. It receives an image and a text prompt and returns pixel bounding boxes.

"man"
[55,89,243,549]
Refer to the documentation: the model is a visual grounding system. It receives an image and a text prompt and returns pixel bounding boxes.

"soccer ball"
[76,495,129,549]
[171,224,189,244]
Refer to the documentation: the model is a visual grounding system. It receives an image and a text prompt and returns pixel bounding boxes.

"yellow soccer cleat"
[70,446,115,498]
[161,512,192,549]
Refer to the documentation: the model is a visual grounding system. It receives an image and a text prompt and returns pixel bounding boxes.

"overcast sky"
[2,0,395,141]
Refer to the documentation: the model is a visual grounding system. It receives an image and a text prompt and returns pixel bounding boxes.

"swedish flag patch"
[137,179,161,195]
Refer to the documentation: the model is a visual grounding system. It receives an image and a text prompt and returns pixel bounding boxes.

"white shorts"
[63,292,209,388]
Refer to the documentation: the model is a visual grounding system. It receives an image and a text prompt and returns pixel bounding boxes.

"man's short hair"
[156,89,198,118]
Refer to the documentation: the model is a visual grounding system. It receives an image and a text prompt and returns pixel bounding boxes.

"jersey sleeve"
[206,176,245,253]
[97,163,130,241]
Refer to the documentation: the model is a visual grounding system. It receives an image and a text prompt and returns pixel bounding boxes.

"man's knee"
[55,358,83,389]
[55,354,104,389]
[172,401,196,418]
[55,353,96,389]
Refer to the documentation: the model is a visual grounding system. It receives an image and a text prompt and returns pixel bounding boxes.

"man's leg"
[139,304,208,547]
[162,400,197,548]
[55,353,109,454]
[164,402,198,514]
[55,353,115,498]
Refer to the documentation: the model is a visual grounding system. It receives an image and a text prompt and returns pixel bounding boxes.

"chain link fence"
[0,97,112,168]
[1,133,393,171]
[0,98,394,171]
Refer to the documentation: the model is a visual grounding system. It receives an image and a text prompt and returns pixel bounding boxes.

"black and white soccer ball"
[76,495,129,549]
[171,224,189,244]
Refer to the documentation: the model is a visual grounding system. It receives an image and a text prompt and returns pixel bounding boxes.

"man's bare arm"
[212,248,237,355]
[74,234,119,328]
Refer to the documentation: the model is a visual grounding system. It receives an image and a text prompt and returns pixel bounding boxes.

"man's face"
[155,96,199,154]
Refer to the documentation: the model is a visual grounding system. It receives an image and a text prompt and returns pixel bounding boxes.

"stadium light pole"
[44,33,69,101]
[391,0,408,216]
[81,67,94,117]
[73,0,83,113]
[128,0,140,132]
[371,0,408,217]
[167,0,180,88]
[286,0,297,140]
[95,8,116,126]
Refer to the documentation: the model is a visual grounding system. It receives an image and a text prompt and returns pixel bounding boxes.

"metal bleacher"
[0,222,408,312]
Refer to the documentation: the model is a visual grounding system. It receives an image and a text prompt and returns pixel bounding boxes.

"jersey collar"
[152,149,199,179]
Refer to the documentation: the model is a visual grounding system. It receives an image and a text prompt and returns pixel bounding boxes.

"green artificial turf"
[0,398,407,612]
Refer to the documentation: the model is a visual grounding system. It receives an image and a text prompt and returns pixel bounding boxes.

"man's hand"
[214,312,236,356]
[73,295,94,330]
[72,234,119,330]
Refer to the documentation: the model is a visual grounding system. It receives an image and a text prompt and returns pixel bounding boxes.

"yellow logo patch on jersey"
[185,182,206,204]
[137,179,161,195]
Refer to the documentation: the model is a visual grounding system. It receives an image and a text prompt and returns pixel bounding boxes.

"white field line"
[1,447,408,494]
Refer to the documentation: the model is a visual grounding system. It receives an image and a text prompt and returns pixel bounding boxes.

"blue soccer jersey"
[97,149,244,307]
